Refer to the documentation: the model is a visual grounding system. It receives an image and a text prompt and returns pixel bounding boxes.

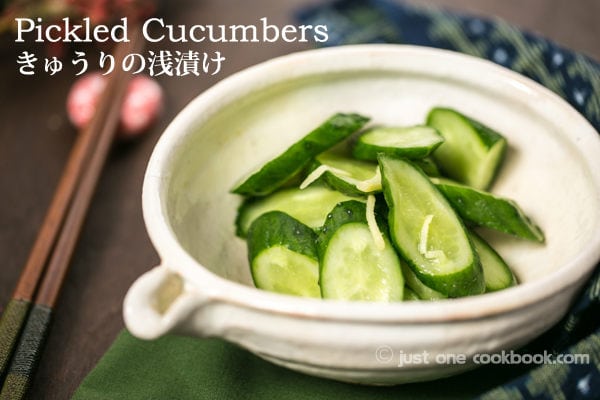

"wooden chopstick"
[0,28,143,399]
[0,41,123,380]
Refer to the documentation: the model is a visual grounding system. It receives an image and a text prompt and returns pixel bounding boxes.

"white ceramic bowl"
[124,45,600,385]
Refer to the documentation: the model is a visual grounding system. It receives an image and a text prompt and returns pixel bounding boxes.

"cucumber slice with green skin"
[379,155,484,297]
[232,113,370,196]
[302,152,380,196]
[353,125,444,160]
[432,178,544,242]
[400,261,447,301]
[317,201,404,302]
[235,185,362,238]
[415,157,441,177]
[247,211,320,298]
[469,231,517,292]
[427,107,507,190]
[403,286,420,301]
[300,154,439,197]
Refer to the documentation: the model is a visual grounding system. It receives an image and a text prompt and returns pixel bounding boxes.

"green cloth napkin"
[73,325,600,399]
[73,330,532,400]
[74,1,600,399]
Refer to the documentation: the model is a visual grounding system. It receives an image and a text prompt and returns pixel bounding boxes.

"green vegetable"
[247,211,320,298]
[232,113,370,196]
[301,152,380,196]
[400,262,446,301]
[353,125,444,160]
[235,185,361,238]
[379,155,484,297]
[470,232,517,292]
[427,107,507,190]
[433,178,544,242]
[233,108,536,301]
[317,201,404,301]
[403,287,420,301]
[414,157,442,177]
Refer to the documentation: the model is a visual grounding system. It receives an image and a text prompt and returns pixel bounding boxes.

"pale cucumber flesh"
[428,108,506,190]
[379,155,484,297]
[321,223,404,301]
[236,186,361,237]
[317,152,378,181]
[252,246,321,298]
[470,232,517,292]
[353,125,444,160]
[307,152,380,195]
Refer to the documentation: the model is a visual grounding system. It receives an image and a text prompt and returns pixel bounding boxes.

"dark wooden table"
[1,0,598,398]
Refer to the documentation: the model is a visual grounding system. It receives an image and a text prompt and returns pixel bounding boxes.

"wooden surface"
[0,0,598,398]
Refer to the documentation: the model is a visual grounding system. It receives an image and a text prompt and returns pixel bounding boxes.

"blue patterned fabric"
[299,1,600,399]
[298,0,600,134]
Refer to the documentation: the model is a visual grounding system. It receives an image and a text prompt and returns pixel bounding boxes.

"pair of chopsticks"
[0,28,143,399]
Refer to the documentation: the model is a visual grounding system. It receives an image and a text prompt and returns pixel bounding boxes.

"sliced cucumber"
[353,125,444,160]
[247,211,320,298]
[415,157,441,177]
[400,262,447,301]
[232,113,370,196]
[403,287,420,301]
[432,178,544,242]
[235,185,362,238]
[317,201,403,302]
[379,155,484,297]
[301,152,380,196]
[469,231,517,292]
[300,153,439,197]
[427,107,507,190]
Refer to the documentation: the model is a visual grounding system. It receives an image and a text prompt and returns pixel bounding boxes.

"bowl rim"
[142,44,600,323]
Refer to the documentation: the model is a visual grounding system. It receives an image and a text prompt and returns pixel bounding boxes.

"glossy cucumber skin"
[316,200,374,258]
[353,125,444,160]
[379,155,484,298]
[319,170,371,196]
[235,185,360,238]
[247,211,318,263]
[434,180,544,242]
[427,107,507,190]
[465,115,506,148]
[232,113,370,196]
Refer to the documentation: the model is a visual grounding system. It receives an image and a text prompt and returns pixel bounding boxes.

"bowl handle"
[123,265,206,340]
